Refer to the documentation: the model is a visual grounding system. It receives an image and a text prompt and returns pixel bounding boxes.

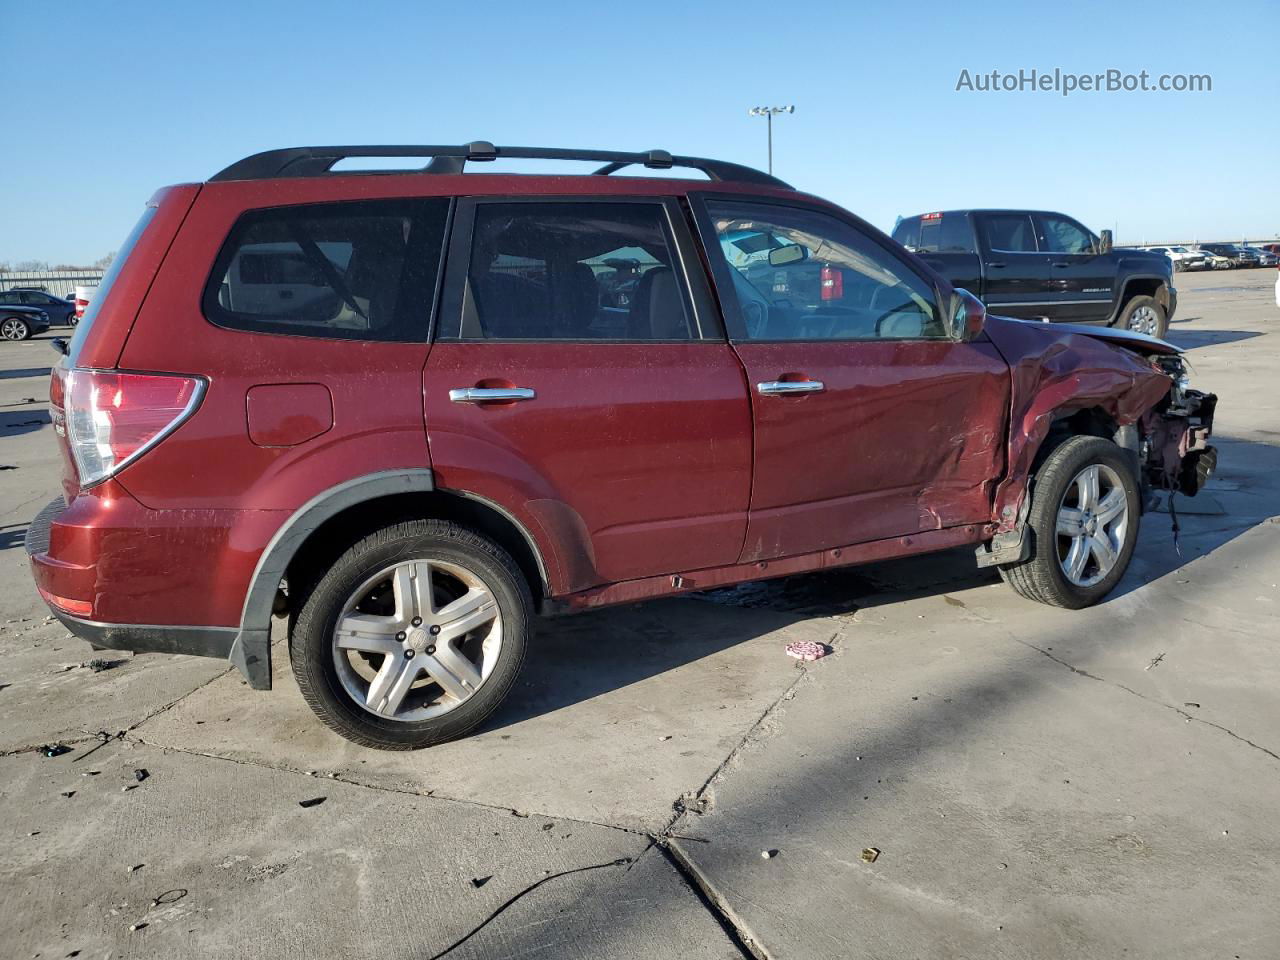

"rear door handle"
[985,262,1006,269]
[449,387,536,403]
[1051,262,1070,269]
[757,380,825,395]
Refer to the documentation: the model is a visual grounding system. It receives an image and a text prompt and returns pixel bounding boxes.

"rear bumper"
[25,487,280,688]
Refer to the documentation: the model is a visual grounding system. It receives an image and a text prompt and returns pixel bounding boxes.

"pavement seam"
[662,837,771,960]
[1014,637,1280,763]
[124,733,654,838]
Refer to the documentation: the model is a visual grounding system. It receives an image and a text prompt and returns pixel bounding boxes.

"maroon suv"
[26,143,1218,749]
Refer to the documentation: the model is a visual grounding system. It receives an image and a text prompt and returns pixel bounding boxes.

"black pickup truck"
[892,209,1176,338]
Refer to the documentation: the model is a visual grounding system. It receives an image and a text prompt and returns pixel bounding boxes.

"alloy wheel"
[1126,305,1159,335]
[332,558,502,722]
[1,318,28,340]
[1055,463,1129,587]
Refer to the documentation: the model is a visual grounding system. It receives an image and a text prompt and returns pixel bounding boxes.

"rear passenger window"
[982,215,1038,253]
[450,202,695,341]
[203,199,449,341]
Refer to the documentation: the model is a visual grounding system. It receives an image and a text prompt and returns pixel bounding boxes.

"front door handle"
[1051,262,1070,269]
[985,261,1007,269]
[757,380,825,396]
[449,387,536,404]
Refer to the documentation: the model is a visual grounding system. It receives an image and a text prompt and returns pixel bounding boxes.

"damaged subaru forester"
[27,143,1217,749]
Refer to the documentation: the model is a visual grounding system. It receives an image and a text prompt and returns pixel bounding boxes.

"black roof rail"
[209,142,792,189]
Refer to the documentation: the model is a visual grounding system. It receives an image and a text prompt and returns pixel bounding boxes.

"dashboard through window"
[705,201,945,342]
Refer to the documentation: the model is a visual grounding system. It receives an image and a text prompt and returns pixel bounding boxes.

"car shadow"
[0,409,50,437]
[0,523,28,552]
[1166,329,1262,350]
[0,366,51,381]
[480,435,1275,734]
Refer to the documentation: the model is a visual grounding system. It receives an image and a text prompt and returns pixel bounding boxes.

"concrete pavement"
[1,266,1276,958]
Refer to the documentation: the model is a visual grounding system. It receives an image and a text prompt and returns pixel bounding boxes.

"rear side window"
[893,214,972,254]
[449,201,695,341]
[203,199,449,341]
[982,214,1038,253]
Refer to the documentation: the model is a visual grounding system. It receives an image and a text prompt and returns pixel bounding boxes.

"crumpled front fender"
[983,316,1175,530]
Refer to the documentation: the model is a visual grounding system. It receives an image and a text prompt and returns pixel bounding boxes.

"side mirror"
[950,288,986,341]
[768,245,808,267]
[1099,229,1113,254]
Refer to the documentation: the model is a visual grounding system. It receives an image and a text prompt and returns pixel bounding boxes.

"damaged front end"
[976,316,1219,568]
[1142,353,1218,497]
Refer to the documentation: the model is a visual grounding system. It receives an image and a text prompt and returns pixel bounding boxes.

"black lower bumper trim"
[50,610,238,661]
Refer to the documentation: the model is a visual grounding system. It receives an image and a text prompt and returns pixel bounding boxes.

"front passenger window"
[1038,216,1095,255]
[705,201,945,341]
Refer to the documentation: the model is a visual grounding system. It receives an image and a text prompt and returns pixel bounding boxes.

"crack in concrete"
[1015,638,1280,763]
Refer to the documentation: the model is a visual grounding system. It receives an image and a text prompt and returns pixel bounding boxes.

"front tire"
[1,317,31,341]
[290,519,531,750]
[1000,436,1141,609]
[1114,295,1167,338]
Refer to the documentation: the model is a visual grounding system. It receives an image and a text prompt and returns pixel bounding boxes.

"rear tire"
[290,519,531,750]
[1114,295,1167,338]
[999,436,1141,609]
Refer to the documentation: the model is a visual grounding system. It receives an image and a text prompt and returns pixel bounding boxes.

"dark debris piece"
[86,658,125,673]
[133,768,149,783]
[41,743,73,758]
[298,796,327,809]
[471,875,492,889]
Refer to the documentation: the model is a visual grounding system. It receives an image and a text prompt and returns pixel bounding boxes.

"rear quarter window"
[202,198,449,341]
[892,214,971,253]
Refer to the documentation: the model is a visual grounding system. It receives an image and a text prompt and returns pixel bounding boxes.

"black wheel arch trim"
[231,469,438,689]
[1108,276,1170,324]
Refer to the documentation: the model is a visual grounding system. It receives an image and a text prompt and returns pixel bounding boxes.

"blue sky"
[4,0,1275,264]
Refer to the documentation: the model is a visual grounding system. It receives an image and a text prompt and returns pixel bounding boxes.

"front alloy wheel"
[999,435,1141,608]
[291,519,530,750]
[2,317,31,341]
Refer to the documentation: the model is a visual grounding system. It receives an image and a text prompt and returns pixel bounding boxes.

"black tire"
[290,519,531,750]
[999,435,1141,609]
[1,317,31,341]
[1113,295,1167,338]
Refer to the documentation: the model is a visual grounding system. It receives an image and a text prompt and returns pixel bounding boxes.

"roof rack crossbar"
[210,144,791,188]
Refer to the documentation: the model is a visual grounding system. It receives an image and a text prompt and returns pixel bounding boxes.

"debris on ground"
[133,768,149,783]
[471,875,492,888]
[84,658,125,673]
[128,864,144,873]
[150,889,187,908]
[1145,652,1166,671]
[61,790,76,798]
[1185,701,1201,709]
[658,735,673,741]
[40,743,73,758]
[129,922,148,932]
[74,729,124,763]
[760,849,779,859]
[785,640,831,662]
[298,796,327,809]
[861,847,881,863]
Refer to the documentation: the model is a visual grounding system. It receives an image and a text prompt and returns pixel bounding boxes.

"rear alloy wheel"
[291,520,530,749]
[1115,295,1167,338]
[1000,435,1140,609]
[1,317,31,341]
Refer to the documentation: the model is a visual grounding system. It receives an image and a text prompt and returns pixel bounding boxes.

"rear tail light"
[820,264,844,301]
[57,368,205,488]
[75,298,89,318]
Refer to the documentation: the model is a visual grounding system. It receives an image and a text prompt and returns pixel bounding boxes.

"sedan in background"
[1247,247,1278,267]
[0,305,51,341]
[0,288,77,325]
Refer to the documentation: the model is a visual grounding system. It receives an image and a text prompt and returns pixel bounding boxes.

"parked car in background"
[0,287,77,325]
[1,304,51,341]
[1247,247,1278,267]
[1199,243,1258,268]
[1195,247,1234,270]
[27,142,1218,749]
[73,284,98,323]
[892,209,1176,336]
[1147,246,1206,272]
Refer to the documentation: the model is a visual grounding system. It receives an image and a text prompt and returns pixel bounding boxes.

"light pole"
[748,105,794,175]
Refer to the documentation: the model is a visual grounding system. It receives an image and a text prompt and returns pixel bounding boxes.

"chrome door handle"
[448,387,536,403]
[757,380,824,395]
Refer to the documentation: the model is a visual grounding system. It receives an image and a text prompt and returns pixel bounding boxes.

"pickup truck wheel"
[1115,295,1167,338]
[290,519,531,750]
[999,436,1140,609]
